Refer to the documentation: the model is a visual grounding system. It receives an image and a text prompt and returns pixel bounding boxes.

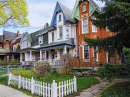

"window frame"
[59,26,63,39]
[82,17,89,34]
[52,32,54,42]
[38,35,43,44]
[92,17,97,32]
[83,44,89,59]
[59,15,61,22]
[93,47,98,61]
[82,4,86,12]
[6,45,9,49]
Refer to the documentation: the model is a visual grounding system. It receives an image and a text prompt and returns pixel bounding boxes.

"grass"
[0,76,8,85]
[102,81,130,97]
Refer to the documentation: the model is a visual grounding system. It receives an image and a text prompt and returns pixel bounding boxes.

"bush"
[57,67,67,74]
[98,63,130,82]
[102,81,130,97]
[0,60,9,66]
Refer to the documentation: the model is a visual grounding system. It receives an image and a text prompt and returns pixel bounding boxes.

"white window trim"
[92,17,97,32]
[93,47,99,61]
[83,44,90,59]
[106,26,110,32]
[38,35,43,44]
[52,32,54,42]
[82,17,89,34]
[59,26,63,39]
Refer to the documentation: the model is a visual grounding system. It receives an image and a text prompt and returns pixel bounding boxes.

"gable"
[72,0,101,19]
[50,2,74,27]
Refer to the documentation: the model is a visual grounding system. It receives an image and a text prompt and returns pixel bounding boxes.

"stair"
[91,70,98,76]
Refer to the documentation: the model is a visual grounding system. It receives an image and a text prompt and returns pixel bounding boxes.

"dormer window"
[59,15,61,21]
[38,35,43,44]
[82,4,86,12]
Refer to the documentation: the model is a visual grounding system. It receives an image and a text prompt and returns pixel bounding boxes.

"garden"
[0,61,99,97]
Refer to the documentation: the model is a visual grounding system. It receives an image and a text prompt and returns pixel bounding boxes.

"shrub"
[98,63,130,82]
[67,68,72,74]
[57,67,67,74]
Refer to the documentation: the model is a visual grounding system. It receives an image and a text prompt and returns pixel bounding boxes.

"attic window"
[38,35,43,44]
[59,15,61,21]
[82,4,86,12]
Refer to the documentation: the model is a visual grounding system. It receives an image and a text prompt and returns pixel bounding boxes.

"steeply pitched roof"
[23,33,32,43]
[58,2,75,23]
[13,38,21,44]
[72,0,102,19]
[50,2,74,27]
[0,35,2,43]
[3,31,17,41]
[30,26,55,46]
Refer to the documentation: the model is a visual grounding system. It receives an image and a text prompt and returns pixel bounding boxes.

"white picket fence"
[8,72,77,97]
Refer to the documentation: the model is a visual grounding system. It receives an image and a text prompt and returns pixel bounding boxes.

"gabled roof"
[50,2,74,27]
[3,31,17,41]
[13,38,21,45]
[72,0,101,19]
[23,33,32,43]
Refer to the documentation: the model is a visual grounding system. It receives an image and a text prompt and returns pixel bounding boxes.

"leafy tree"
[84,0,130,55]
[0,0,29,27]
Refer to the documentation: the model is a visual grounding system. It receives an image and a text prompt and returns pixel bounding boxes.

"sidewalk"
[75,77,110,97]
[0,84,31,97]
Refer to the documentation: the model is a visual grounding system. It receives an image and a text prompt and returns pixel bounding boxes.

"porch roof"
[18,47,39,52]
[5,51,20,55]
[40,42,75,51]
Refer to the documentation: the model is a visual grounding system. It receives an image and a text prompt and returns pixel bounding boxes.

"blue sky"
[0,0,105,35]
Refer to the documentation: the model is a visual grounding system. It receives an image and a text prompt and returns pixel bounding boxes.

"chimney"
[17,30,19,36]
[26,30,28,34]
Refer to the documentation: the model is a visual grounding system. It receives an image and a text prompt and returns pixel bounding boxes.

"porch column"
[64,46,67,54]
[12,54,14,59]
[30,51,32,61]
[40,50,42,61]
[20,53,22,62]
[45,51,46,60]
[20,52,22,65]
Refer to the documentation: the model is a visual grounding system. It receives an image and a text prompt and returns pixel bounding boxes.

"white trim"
[93,47,98,61]
[83,44,90,59]
[92,17,97,32]
[82,17,89,34]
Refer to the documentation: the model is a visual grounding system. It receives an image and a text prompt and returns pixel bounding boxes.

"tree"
[0,0,29,27]
[44,23,49,28]
[84,0,130,55]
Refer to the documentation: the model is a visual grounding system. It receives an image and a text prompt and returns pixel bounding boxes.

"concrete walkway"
[75,77,110,97]
[0,84,31,97]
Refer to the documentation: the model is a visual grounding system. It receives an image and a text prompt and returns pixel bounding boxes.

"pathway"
[75,77,110,97]
[0,84,31,97]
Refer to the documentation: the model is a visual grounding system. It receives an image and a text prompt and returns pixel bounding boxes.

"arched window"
[82,4,86,12]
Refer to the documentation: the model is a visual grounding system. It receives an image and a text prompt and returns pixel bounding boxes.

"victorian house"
[72,0,119,67]
[19,2,76,66]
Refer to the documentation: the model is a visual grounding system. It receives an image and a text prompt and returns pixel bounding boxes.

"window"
[83,45,89,59]
[92,17,97,32]
[6,45,9,49]
[42,52,45,60]
[7,56,9,61]
[13,44,16,50]
[67,48,69,54]
[52,32,54,42]
[82,4,86,12]
[4,45,5,49]
[59,15,61,21]
[106,26,110,32]
[26,40,28,47]
[82,17,88,33]
[93,47,98,60]
[60,49,63,58]
[66,26,69,38]
[38,35,43,44]
[59,26,63,38]
[22,53,25,61]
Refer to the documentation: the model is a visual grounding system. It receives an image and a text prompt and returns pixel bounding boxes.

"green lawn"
[102,81,130,97]
[0,76,8,85]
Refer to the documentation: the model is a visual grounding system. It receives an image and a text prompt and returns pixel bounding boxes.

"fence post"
[73,76,77,92]
[31,77,34,94]
[8,72,11,85]
[18,75,21,89]
[51,80,57,97]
